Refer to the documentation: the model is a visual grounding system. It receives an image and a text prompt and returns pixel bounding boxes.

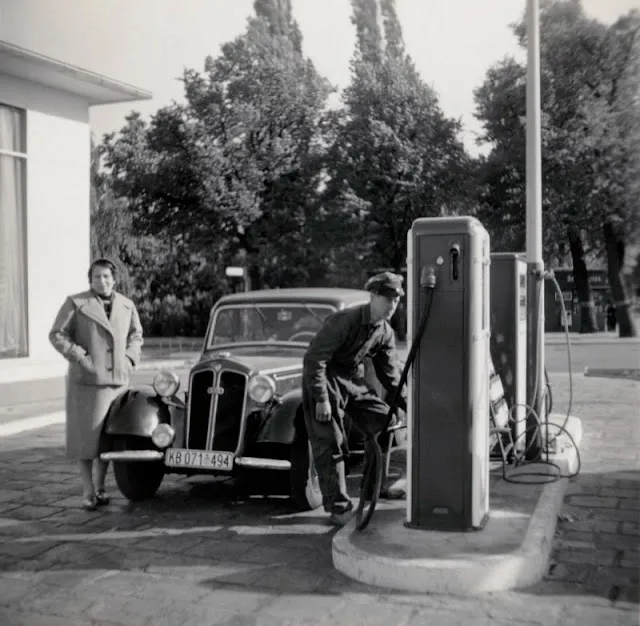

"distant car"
[100,288,387,510]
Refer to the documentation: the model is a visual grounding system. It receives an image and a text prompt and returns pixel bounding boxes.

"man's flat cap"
[364,271,405,297]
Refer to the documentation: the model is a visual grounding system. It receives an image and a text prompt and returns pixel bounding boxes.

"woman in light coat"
[49,258,143,510]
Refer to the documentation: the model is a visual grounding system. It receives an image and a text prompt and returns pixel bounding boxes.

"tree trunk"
[603,216,637,338]
[247,262,262,292]
[567,228,598,333]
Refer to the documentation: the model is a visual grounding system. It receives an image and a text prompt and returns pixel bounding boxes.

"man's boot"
[380,477,406,500]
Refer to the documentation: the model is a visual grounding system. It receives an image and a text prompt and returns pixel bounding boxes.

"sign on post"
[225,266,245,278]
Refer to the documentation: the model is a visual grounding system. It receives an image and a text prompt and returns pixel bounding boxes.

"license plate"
[165,448,234,471]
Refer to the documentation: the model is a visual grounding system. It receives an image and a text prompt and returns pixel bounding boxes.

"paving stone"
[545,560,591,583]
[6,505,65,521]
[0,503,22,516]
[594,509,639,523]
[323,598,415,626]
[553,548,616,567]
[83,572,214,625]
[24,542,113,571]
[606,488,640,499]
[567,495,620,508]
[618,499,640,511]
[144,559,266,584]
[560,604,639,626]
[44,508,110,527]
[593,533,640,551]
[183,537,269,562]
[13,584,102,620]
[132,534,207,554]
[0,540,60,563]
[560,519,619,534]
[620,554,639,568]
[620,522,640,536]
[0,481,42,491]
[0,575,58,606]
[0,491,30,505]
[0,610,124,626]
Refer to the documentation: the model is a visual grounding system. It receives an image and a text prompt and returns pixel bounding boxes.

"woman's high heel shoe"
[81,495,97,511]
[95,489,110,506]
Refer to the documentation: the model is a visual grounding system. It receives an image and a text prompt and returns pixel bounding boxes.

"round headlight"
[153,369,180,397]
[247,374,276,404]
[151,423,175,449]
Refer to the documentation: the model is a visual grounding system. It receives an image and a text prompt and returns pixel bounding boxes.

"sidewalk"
[541,372,639,604]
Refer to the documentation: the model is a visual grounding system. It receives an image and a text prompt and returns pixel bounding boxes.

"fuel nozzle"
[421,265,437,290]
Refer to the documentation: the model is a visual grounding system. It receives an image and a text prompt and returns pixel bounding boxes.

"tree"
[90,135,136,296]
[514,0,639,336]
[101,1,337,291]
[326,0,473,273]
[474,0,639,335]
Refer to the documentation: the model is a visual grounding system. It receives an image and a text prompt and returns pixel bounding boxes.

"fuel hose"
[354,283,435,531]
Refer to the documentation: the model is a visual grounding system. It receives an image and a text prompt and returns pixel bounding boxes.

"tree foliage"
[474,0,639,334]
[101,0,336,293]
[325,0,473,272]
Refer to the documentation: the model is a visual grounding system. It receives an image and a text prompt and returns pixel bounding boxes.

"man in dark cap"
[302,272,407,526]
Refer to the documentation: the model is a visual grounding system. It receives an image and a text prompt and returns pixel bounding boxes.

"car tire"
[290,434,323,511]
[111,437,165,502]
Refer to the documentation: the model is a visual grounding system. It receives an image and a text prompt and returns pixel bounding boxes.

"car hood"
[198,347,304,376]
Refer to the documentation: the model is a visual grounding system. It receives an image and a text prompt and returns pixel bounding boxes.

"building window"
[0,104,28,358]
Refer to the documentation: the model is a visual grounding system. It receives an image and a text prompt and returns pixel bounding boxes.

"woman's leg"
[94,459,109,492]
[78,460,94,498]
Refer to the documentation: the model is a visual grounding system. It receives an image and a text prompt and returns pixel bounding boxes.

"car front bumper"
[100,449,292,470]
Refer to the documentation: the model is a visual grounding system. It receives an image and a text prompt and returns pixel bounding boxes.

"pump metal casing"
[406,216,491,531]
[490,253,527,453]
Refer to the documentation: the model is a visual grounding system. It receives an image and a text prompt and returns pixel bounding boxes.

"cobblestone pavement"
[0,373,637,625]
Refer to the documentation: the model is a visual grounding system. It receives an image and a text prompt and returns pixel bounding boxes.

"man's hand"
[315,400,332,423]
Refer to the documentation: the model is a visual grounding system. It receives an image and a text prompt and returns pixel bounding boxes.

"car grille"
[186,369,247,453]
[187,371,214,449]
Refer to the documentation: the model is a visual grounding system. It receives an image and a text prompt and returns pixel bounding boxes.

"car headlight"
[247,374,276,404]
[151,423,175,449]
[153,369,180,397]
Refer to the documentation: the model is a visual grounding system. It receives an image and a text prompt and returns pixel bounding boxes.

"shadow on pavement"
[0,443,383,596]
[0,443,638,603]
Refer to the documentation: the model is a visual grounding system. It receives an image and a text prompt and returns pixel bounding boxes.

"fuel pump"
[490,253,527,455]
[406,217,491,531]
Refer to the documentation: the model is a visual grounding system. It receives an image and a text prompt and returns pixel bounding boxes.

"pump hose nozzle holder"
[354,283,436,531]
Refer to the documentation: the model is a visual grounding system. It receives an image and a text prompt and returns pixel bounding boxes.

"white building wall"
[0,72,90,364]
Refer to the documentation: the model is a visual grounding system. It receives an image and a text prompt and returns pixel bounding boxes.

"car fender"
[103,386,185,439]
[256,389,304,445]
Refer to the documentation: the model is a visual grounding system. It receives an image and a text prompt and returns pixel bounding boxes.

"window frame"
[0,103,29,359]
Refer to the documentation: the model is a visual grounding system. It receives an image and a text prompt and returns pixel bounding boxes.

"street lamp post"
[525,0,545,459]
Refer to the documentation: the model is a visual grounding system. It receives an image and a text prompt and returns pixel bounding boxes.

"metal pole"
[525,0,545,459]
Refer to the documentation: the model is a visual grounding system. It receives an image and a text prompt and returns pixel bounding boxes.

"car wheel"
[290,435,323,511]
[111,436,164,502]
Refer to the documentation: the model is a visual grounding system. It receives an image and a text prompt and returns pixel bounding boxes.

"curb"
[545,337,640,346]
[584,367,640,380]
[0,411,65,437]
[331,478,569,595]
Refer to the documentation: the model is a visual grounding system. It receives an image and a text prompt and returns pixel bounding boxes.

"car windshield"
[207,303,336,347]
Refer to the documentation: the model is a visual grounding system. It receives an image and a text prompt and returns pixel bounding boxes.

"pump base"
[332,412,581,596]
[333,474,565,594]
[403,510,489,533]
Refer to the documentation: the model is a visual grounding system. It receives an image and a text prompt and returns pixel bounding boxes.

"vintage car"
[99,287,389,510]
